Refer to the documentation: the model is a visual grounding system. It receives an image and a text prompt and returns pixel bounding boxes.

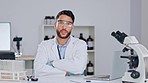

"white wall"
[130,0,141,42]
[0,0,131,75]
[141,0,148,49]
[93,0,130,75]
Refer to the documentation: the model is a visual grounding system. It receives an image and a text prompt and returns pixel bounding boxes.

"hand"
[46,60,54,67]
[50,60,54,68]
[65,72,70,76]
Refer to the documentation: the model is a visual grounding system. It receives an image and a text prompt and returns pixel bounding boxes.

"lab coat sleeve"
[52,40,88,74]
[34,42,65,77]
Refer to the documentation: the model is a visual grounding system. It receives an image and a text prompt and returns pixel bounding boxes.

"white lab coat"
[34,36,88,77]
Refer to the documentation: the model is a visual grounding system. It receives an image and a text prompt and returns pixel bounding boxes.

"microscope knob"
[130,70,140,79]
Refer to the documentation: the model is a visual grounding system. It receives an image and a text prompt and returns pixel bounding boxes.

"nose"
[61,23,67,29]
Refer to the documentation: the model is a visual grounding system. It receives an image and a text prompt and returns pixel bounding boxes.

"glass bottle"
[51,16,55,25]
[87,35,94,50]
[79,33,86,42]
[87,60,94,75]
[44,35,49,40]
[50,35,55,39]
[44,16,48,24]
[44,16,51,25]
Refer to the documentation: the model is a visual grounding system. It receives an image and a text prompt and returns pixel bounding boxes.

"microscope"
[111,31,148,83]
[13,36,22,56]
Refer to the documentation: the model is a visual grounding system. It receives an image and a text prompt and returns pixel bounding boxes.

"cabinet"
[39,24,95,73]
[16,56,35,76]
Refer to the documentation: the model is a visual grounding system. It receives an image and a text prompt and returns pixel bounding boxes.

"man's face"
[54,15,74,39]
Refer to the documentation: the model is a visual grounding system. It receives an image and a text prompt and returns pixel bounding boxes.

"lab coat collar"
[51,36,76,59]
[55,36,71,47]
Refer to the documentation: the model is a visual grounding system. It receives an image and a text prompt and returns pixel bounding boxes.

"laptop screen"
[109,51,128,80]
[0,22,11,51]
[84,51,128,81]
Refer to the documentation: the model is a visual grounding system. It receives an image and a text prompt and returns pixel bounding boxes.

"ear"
[72,25,75,30]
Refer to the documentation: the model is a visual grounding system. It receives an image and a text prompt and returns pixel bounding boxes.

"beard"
[56,29,71,39]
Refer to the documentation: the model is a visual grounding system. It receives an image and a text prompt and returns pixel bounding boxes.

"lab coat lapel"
[51,40,59,59]
[65,37,75,59]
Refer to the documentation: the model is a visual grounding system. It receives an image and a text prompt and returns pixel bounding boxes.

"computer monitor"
[0,22,11,51]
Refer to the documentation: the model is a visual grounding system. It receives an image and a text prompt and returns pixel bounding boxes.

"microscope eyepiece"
[111,32,116,37]
[111,31,128,44]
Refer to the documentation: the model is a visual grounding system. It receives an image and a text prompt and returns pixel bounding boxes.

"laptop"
[85,51,128,81]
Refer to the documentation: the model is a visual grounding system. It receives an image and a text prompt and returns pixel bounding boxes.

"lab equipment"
[13,36,22,56]
[44,16,55,25]
[27,76,38,81]
[87,35,94,50]
[111,31,148,83]
[79,33,86,42]
[85,51,127,81]
[87,60,94,75]
[0,60,26,81]
[44,35,50,40]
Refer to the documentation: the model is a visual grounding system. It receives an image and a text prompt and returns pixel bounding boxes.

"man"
[34,10,87,77]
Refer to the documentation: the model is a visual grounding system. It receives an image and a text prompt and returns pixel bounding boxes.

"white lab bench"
[0,76,122,83]
[12,56,122,83]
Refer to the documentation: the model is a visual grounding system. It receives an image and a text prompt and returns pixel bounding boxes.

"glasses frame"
[56,20,73,28]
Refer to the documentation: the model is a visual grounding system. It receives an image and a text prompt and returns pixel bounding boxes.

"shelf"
[41,25,95,40]
[16,56,35,60]
[87,50,95,53]
[43,24,54,27]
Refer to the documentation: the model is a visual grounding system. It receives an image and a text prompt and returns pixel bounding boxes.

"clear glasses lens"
[57,20,73,28]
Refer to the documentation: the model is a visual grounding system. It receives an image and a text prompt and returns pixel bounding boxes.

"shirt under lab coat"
[34,36,88,77]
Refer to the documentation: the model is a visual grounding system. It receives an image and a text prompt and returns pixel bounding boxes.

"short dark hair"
[56,10,75,23]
